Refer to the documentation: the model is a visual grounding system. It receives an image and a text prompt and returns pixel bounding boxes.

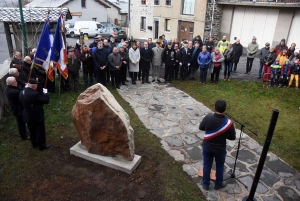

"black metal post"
[243,109,279,201]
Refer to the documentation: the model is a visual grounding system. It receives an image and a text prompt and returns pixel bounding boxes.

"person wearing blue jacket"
[198,46,211,84]
[93,42,108,86]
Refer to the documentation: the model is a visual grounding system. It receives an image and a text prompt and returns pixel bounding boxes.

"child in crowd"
[277,49,289,66]
[269,58,281,87]
[288,59,300,90]
[278,59,291,88]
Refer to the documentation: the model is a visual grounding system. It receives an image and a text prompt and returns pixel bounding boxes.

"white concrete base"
[70,141,141,174]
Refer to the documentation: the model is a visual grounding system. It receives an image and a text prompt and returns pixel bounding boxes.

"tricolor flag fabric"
[50,13,68,79]
[34,18,53,80]
[203,118,233,140]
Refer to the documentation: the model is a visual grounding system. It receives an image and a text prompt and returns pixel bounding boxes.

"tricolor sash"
[204,118,233,140]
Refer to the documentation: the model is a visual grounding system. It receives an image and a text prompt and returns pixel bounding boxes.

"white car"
[73,21,103,38]
[66,23,75,38]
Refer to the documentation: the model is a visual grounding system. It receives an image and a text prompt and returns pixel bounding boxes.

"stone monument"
[70,83,141,174]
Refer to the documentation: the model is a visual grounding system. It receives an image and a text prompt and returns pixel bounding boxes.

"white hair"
[6,76,16,85]
[31,48,37,52]
[8,68,18,75]
[13,51,21,57]
[24,56,31,62]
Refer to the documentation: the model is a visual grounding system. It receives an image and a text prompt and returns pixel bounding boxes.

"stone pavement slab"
[117,78,300,200]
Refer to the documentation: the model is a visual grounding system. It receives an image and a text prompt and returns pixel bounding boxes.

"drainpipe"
[210,0,216,37]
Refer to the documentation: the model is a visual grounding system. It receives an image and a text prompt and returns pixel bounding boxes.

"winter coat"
[274,44,288,57]
[197,51,211,68]
[129,48,140,72]
[140,47,153,68]
[103,45,112,56]
[277,55,289,66]
[192,36,203,48]
[290,64,300,75]
[289,54,300,65]
[108,52,122,71]
[288,47,295,58]
[148,43,155,49]
[210,52,224,72]
[205,41,215,53]
[162,48,176,66]
[217,40,230,54]
[247,42,259,58]
[109,42,117,50]
[67,56,81,74]
[152,47,163,66]
[280,64,291,75]
[93,48,108,71]
[259,47,270,63]
[5,85,22,117]
[179,47,193,65]
[232,43,243,63]
[119,50,129,68]
[190,47,201,68]
[263,52,276,66]
[224,48,234,62]
[81,50,94,72]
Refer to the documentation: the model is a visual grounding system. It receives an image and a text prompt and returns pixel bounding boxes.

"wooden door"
[178,21,194,42]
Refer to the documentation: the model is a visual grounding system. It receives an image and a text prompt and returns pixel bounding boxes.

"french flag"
[50,13,68,80]
[34,18,53,78]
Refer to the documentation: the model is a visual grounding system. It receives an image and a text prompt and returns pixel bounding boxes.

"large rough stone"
[72,84,134,160]
[277,186,300,201]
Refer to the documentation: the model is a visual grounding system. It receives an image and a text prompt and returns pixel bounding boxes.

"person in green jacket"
[245,36,259,75]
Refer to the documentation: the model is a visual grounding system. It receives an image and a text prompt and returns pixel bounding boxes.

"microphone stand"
[223,113,258,188]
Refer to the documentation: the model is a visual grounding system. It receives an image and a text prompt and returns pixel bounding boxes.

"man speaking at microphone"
[199,99,236,190]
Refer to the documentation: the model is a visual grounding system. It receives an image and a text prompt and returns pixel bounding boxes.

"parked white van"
[73,21,103,38]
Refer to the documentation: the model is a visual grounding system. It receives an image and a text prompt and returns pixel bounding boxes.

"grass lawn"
[0,84,204,200]
[172,79,300,171]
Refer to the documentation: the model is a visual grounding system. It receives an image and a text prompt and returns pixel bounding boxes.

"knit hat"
[281,39,286,43]
[275,58,280,61]
[265,42,270,46]
[252,36,257,40]
[285,59,290,63]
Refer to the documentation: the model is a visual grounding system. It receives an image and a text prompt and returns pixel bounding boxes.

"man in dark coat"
[10,51,22,69]
[93,42,108,86]
[258,42,270,79]
[179,41,192,80]
[5,77,28,140]
[140,41,153,83]
[193,35,203,49]
[274,39,288,57]
[19,78,50,150]
[162,42,176,83]
[174,43,180,80]
[205,36,215,53]
[9,68,25,90]
[148,38,155,49]
[110,38,117,49]
[89,35,102,48]
[81,45,94,89]
[119,45,129,85]
[108,47,122,89]
[104,39,112,82]
[232,39,243,72]
[67,48,81,92]
[189,42,201,80]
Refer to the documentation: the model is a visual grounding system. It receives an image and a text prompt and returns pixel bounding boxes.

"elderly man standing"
[258,42,270,79]
[152,42,163,82]
[119,44,129,86]
[10,51,22,69]
[163,42,176,84]
[108,47,122,89]
[29,48,37,61]
[179,41,192,81]
[245,36,259,75]
[232,39,243,72]
[19,79,50,150]
[5,77,29,140]
[67,48,81,92]
[9,68,25,90]
[140,42,153,84]
[81,45,94,89]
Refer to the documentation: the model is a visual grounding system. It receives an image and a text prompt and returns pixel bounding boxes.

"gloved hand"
[43,88,48,94]
[188,63,190,66]
[179,62,182,65]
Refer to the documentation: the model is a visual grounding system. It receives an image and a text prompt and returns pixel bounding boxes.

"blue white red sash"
[204,118,233,140]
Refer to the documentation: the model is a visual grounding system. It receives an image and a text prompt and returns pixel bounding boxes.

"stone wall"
[203,0,223,44]
[0,59,10,120]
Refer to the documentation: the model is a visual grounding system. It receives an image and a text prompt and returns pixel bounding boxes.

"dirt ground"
[3,137,171,201]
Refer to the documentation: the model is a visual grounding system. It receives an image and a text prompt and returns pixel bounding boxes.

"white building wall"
[107,5,121,23]
[287,10,300,48]
[65,0,107,22]
[130,0,154,40]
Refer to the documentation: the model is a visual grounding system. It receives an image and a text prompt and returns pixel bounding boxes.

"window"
[141,17,146,30]
[182,0,195,15]
[166,0,171,5]
[165,19,170,31]
[81,0,86,8]
[141,0,146,5]
[189,27,193,33]
[154,0,160,5]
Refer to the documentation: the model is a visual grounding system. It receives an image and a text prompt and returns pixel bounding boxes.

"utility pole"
[18,0,28,56]
[128,0,130,38]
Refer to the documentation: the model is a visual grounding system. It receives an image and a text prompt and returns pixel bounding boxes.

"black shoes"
[122,82,128,86]
[146,81,151,84]
[116,86,120,89]
[214,182,227,190]
[39,144,51,150]
[142,81,145,84]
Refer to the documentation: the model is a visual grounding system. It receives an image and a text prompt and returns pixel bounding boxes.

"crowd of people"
[4,33,300,150]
